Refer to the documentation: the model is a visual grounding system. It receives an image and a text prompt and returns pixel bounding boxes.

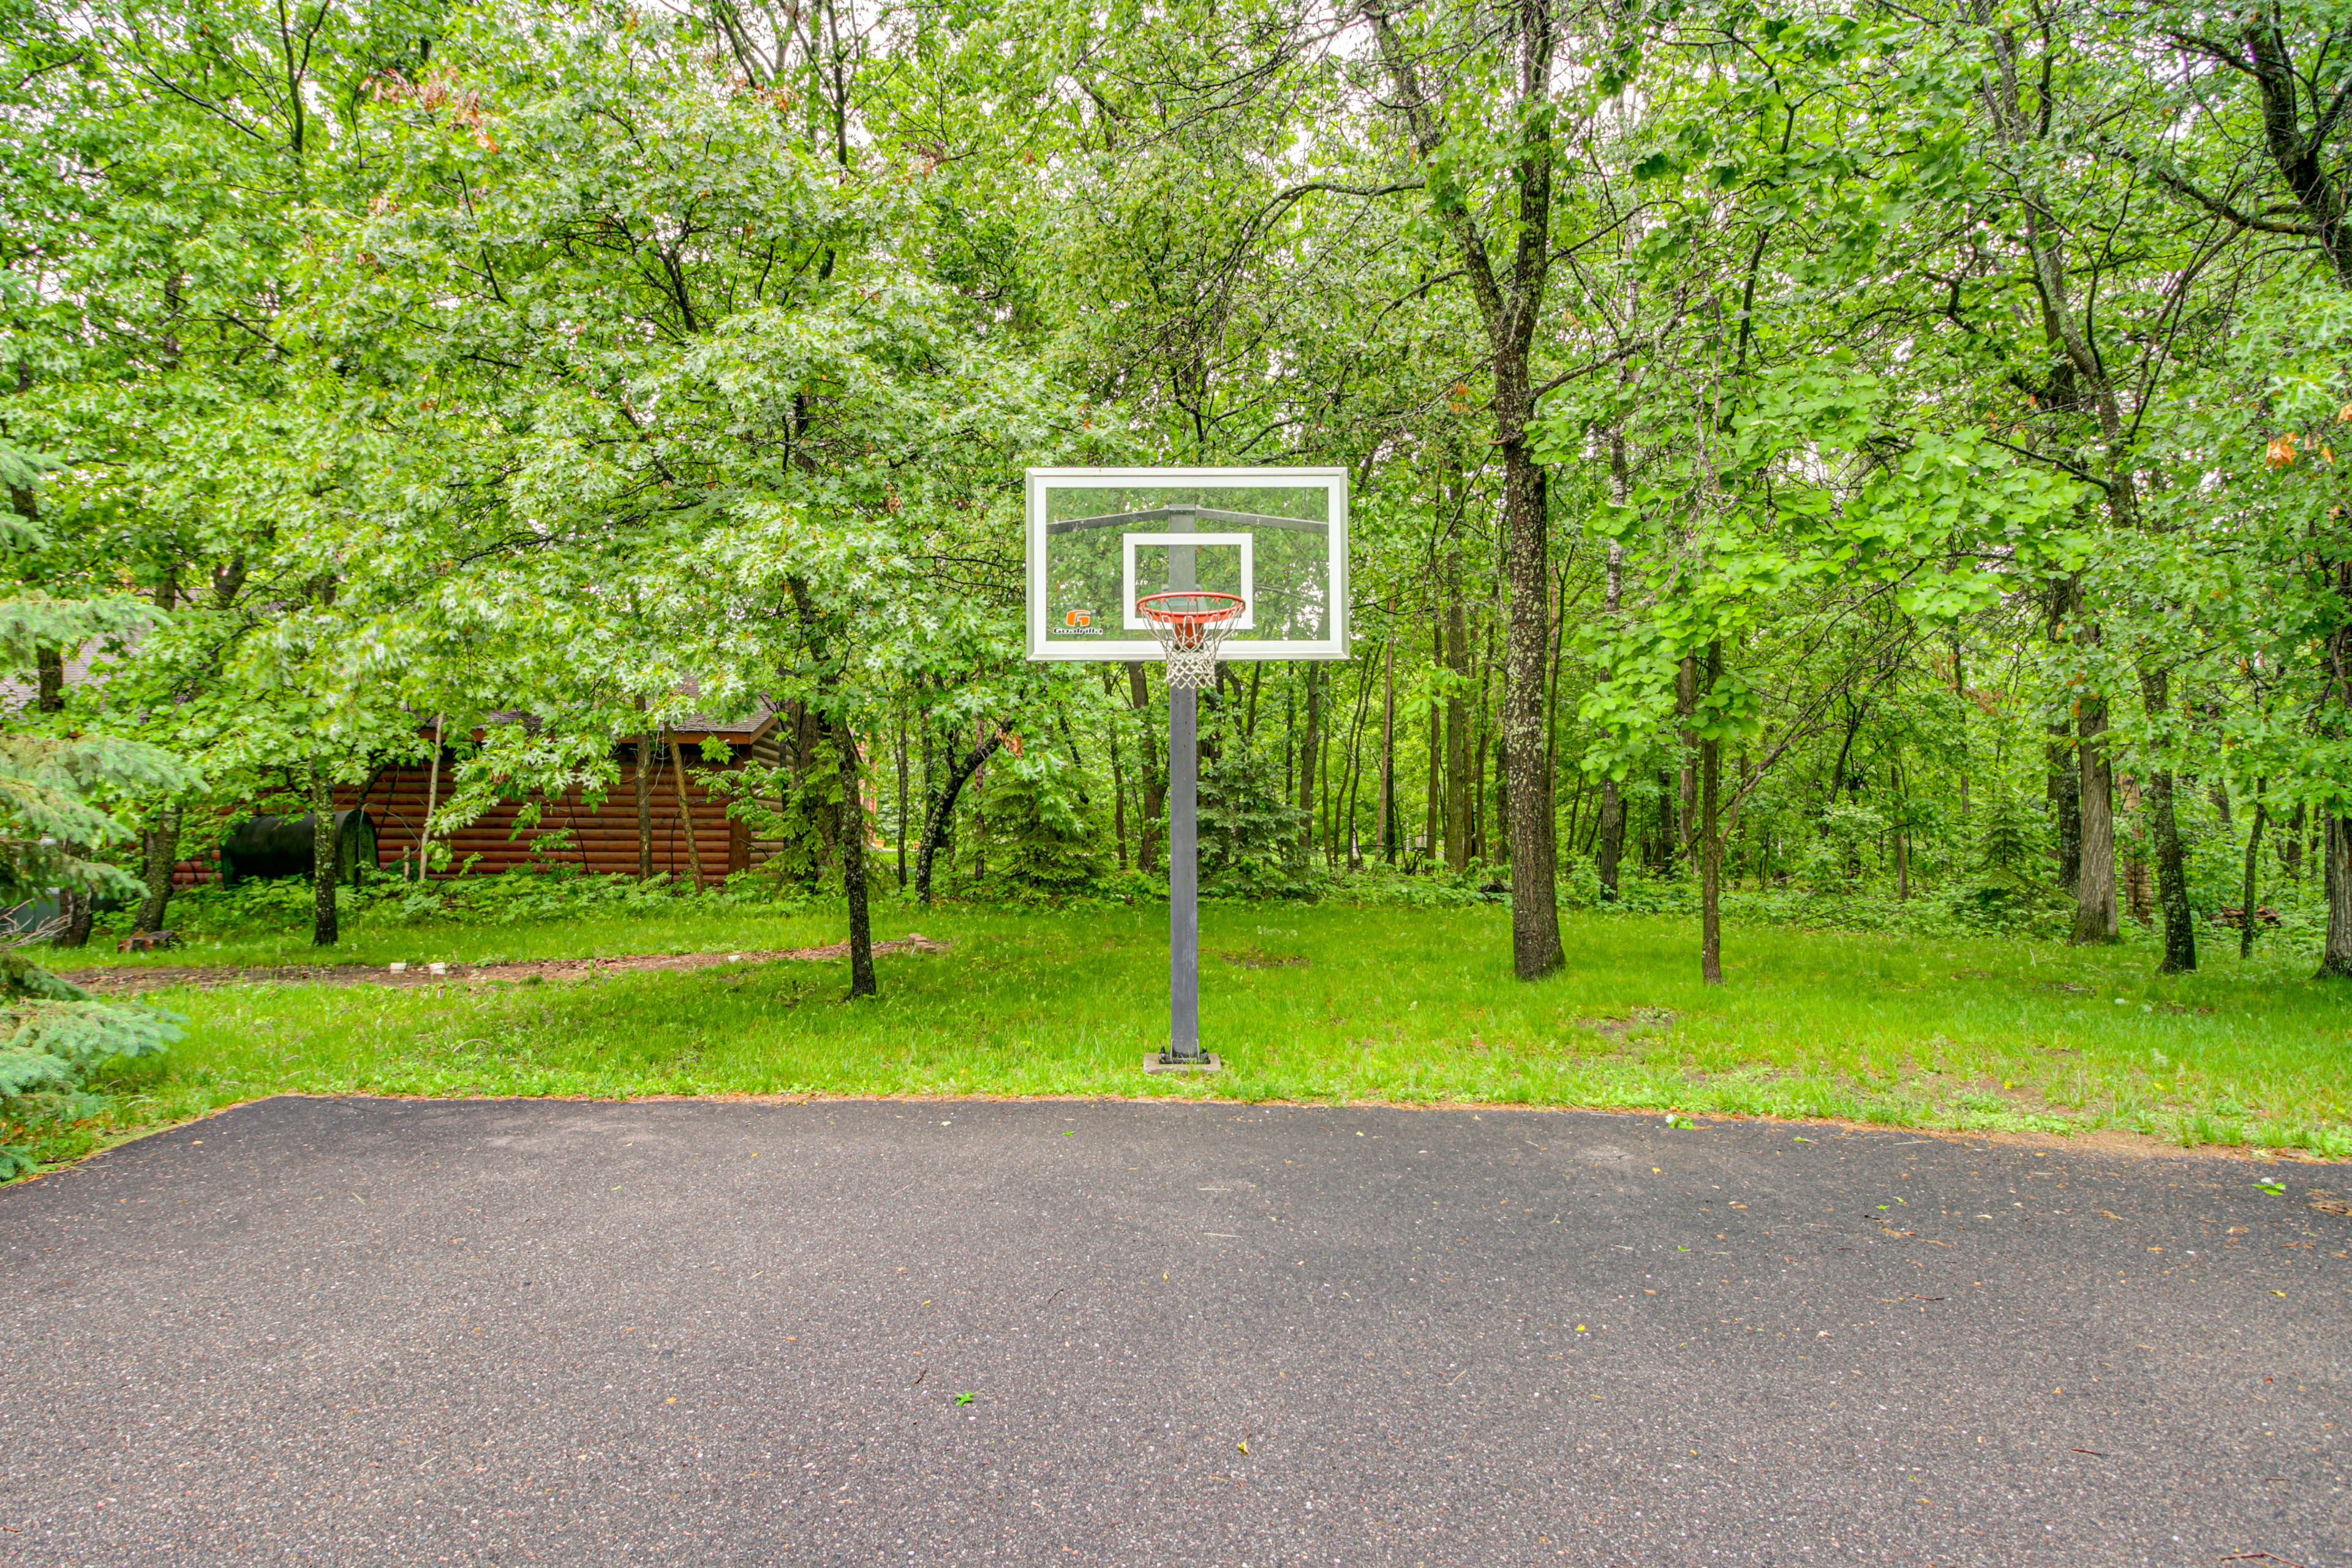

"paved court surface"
[1,1096,2345,1567]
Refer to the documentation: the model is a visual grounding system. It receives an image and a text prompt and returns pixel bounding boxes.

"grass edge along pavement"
[20,901,2352,1173]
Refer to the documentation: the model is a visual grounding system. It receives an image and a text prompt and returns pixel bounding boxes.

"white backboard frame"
[1026,466,1349,663]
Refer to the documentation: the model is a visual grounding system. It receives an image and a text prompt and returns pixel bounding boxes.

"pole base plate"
[1142,1052,1223,1075]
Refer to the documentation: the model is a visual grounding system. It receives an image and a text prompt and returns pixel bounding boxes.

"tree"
[1359,0,1626,979]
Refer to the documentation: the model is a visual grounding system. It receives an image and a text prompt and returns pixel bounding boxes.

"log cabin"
[9,650,842,891]
[173,708,814,888]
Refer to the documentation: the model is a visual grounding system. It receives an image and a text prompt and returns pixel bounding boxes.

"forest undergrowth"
[19,895,2348,1177]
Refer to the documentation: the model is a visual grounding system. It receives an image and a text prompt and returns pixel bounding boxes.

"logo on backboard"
[1061,609,1102,635]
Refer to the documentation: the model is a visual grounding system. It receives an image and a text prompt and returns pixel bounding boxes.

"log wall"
[348,758,744,883]
[173,750,763,888]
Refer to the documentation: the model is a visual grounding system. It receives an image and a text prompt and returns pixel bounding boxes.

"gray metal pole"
[1169,685,1199,1061]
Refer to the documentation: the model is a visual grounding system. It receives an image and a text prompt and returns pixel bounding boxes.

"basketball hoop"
[1137,591,1245,689]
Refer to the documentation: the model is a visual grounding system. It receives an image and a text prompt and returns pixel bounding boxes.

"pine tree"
[0,440,194,1175]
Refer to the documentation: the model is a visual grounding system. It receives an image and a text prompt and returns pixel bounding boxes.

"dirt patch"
[1218,946,1308,970]
[60,935,954,996]
[1573,1006,1677,1042]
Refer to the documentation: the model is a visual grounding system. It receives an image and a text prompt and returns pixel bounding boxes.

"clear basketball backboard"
[1026,467,1349,663]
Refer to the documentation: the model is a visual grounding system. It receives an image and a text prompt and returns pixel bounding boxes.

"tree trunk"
[1699,642,1724,984]
[32,643,65,714]
[970,729,989,884]
[1950,634,1970,824]
[916,729,1003,903]
[1423,622,1441,862]
[132,804,181,933]
[1340,654,1376,870]
[1828,699,1862,809]
[1128,663,1164,873]
[1595,529,1626,899]
[836,710,875,998]
[1654,772,1675,873]
[666,732,707,888]
[634,711,656,882]
[2048,729,2081,891]
[2139,668,2196,971]
[1676,654,1697,853]
[787,575,875,993]
[1056,711,1092,810]
[1595,783,1624,897]
[1112,736,1130,870]
[1319,701,1333,867]
[1991,36,2146,943]
[2239,782,2266,961]
[1379,637,1397,862]
[895,695,910,889]
[1106,671,1131,873]
[1471,727,1488,864]
[2045,564,2081,898]
[2073,695,2118,943]
[311,762,339,948]
[1543,559,1567,848]
[1298,664,1321,861]
[1283,674,1296,809]
[1891,764,1909,901]
[1499,454,1562,974]
[1474,615,1496,863]
[2323,814,2352,979]
[1442,551,1472,872]
[2326,559,2352,974]
[801,705,838,882]
[54,878,92,949]
[1368,0,1562,976]
[2119,773,2154,925]
[920,704,937,875]
[421,714,445,883]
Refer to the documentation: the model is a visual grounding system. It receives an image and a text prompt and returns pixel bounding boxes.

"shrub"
[1321,862,1489,909]
[114,867,805,938]
[0,949,182,1178]
[979,750,1103,891]
[1198,742,1312,898]
[1797,801,1890,887]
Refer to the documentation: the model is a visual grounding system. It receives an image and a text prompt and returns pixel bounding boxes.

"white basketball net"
[1140,594,1245,689]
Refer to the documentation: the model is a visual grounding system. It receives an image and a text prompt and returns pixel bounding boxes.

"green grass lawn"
[34,900,2351,1170]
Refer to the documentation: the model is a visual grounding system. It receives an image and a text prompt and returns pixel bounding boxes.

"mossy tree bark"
[132,805,179,933]
[2073,696,2119,944]
[789,574,873,997]
[2239,782,2267,960]
[310,763,337,948]
[2324,815,2352,979]
[1698,641,1724,986]
[1441,549,1472,872]
[1128,663,1164,873]
[2139,666,2196,972]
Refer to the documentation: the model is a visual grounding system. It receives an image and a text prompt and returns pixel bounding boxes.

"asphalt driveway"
[1,1096,2344,1566]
